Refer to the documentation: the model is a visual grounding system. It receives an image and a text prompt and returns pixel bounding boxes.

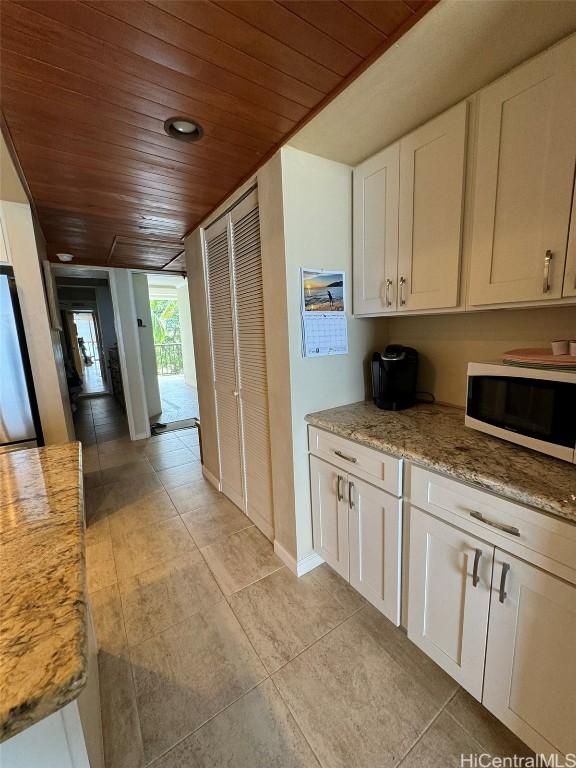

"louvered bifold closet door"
[230,194,274,539]
[204,218,245,509]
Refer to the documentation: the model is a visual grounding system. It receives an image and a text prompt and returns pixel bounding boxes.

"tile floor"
[156,375,199,424]
[78,395,531,768]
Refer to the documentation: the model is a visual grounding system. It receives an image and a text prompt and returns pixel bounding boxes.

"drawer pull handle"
[499,562,510,604]
[334,449,357,464]
[349,481,355,510]
[469,510,520,537]
[472,548,482,587]
[337,475,344,502]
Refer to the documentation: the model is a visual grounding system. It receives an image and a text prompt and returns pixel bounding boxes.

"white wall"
[177,281,197,387]
[277,147,388,561]
[109,270,150,439]
[132,273,162,418]
[1,200,74,445]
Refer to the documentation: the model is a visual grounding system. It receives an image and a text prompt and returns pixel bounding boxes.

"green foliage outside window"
[150,300,181,345]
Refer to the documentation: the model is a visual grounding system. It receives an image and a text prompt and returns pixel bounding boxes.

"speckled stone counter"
[306,401,576,524]
[0,443,86,742]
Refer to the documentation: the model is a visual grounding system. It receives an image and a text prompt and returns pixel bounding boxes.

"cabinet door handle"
[469,510,520,537]
[543,249,553,293]
[385,278,393,307]
[348,481,355,510]
[472,548,482,587]
[334,449,357,464]
[498,562,510,603]
[337,475,344,502]
[399,275,407,305]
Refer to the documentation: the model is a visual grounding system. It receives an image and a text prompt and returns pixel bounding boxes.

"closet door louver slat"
[231,203,274,536]
[205,226,245,509]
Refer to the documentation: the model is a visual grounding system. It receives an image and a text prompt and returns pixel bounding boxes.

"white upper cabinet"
[353,143,399,315]
[563,197,576,297]
[353,103,467,316]
[468,36,576,306]
[398,102,467,311]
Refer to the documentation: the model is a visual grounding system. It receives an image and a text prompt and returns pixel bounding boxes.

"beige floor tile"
[99,650,145,768]
[305,563,367,614]
[272,606,456,768]
[168,479,223,514]
[141,440,188,460]
[108,490,178,542]
[86,539,117,593]
[113,517,196,581]
[399,711,485,768]
[202,526,283,596]
[98,447,149,470]
[85,514,110,547]
[99,457,154,486]
[156,461,203,490]
[229,565,360,672]
[119,550,223,646]
[130,601,267,764]
[445,689,533,757]
[180,498,252,548]
[82,446,100,473]
[85,474,164,523]
[152,679,320,768]
[83,469,104,490]
[149,447,196,472]
[97,436,140,455]
[90,583,128,656]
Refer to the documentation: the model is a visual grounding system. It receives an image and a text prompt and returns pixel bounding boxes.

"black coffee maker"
[371,345,418,410]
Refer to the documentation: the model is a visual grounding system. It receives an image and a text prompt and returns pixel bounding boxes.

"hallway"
[79,397,529,768]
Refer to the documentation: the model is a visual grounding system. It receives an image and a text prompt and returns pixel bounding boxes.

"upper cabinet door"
[407,506,494,700]
[353,143,399,315]
[398,102,467,311]
[469,36,576,306]
[562,197,576,297]
[483,551,576,756]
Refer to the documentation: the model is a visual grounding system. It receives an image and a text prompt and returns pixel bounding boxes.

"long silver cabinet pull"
[348,481,355,510]
[337,475,344,502]
[543,250,553,293]
[385,278,393,307]
[472,548,482,588]
[399,276,407,305]
[334,449,357,464]
[499,562,511,603]
[469,510,520,537]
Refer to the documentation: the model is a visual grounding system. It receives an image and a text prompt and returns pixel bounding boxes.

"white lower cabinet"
[349,476,402,624]
[310,454,349,580]
[483,551,576,756]
[310,453,402,625]
[407,506,494,699]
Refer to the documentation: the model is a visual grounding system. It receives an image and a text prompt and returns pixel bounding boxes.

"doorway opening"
[146,274,199,431]
[72,310,107,395]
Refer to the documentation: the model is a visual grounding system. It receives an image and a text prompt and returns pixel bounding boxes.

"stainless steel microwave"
[465,362,576,463]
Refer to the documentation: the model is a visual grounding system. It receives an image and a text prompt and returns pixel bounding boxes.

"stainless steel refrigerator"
[0,266,43,452]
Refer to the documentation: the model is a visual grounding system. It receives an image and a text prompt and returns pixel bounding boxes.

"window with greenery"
[150,299,183,375]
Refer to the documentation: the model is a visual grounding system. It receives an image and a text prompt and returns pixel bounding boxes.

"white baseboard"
[273,541,324,577]
[202,466,220,490]
[132,431,151,441]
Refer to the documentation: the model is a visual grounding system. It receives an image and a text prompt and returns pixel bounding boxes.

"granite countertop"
[0,442,86,742]
[306,401,576,524]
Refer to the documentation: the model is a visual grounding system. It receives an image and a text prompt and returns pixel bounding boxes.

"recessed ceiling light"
[164,116,203,142]
[56,253,74,262]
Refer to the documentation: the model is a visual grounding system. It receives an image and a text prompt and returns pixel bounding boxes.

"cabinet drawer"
[308,426,402,497]
[411,466,576,578]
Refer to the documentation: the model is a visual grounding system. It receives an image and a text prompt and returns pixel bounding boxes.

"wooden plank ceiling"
[0,0,434,271]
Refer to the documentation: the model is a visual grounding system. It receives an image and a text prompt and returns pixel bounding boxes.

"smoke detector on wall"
[56,253,74,262]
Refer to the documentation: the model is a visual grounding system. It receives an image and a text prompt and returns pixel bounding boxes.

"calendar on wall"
[300,268,348,358]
